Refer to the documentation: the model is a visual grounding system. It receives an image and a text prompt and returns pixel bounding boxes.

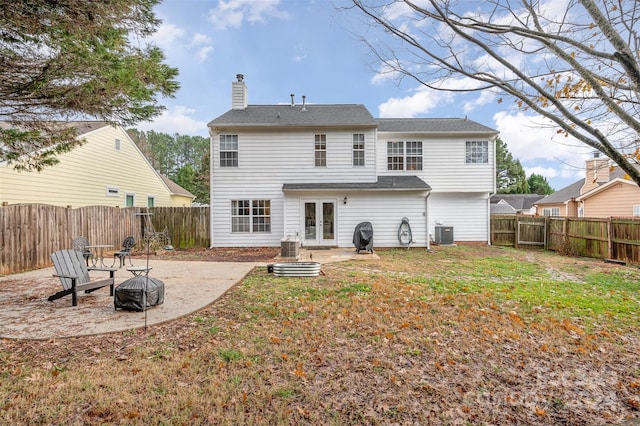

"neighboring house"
[535,155,640,217]
[0,122,194,207]
[207,74,498,249]
[490,194,544,215]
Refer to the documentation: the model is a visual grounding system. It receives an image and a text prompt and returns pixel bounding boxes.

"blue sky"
[139,0,597,191]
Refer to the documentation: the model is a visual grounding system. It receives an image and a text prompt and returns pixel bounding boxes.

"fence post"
[607,217,612,260]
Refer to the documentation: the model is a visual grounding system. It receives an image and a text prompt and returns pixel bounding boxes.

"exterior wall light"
[343,196,348,205]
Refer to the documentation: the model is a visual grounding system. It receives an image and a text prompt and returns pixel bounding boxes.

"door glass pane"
[305,202,316,240]
[322,202,334,240]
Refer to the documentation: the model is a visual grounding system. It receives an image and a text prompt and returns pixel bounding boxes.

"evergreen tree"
[496,138,529,194]
[528,173,555,195]
[0,0,179,171]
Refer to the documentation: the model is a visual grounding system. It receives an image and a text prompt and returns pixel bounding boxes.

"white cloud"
[190,33,214,62]
[136,106,208,137]
[208,0,288,30]
[493,110,592,185]
[378,86,454,117]
[150,23,186,47]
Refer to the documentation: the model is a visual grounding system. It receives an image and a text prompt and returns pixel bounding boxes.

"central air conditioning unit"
[434,226,454,245]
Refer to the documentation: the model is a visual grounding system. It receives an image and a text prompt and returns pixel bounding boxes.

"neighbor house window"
[543,207,560,216]
[115,139,121,151]
[106,186,119,197]
[353,134,365,167]
[147,196,155,208]
[125,193,135,207]
[315,134,326,167]
[387,141,423,171]
[231,200,271,233]
[466,141,489,164]
[634,205,640,216]
[220,134,238,167]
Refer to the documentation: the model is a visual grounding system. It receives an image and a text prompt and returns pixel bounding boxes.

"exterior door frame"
[301,198,337,247]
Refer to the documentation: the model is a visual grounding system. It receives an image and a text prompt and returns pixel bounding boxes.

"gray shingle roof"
[208,104,377,127]
[283,176,431,191]
[490,194,545,210]
[376,118,497,134]
[536,179,584,204]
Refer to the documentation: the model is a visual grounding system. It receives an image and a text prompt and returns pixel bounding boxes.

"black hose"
[398,217,412,247]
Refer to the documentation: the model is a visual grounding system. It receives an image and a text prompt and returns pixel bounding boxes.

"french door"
[302,200,336,246]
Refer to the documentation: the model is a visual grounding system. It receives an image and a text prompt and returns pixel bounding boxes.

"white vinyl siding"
[428,192,489,243]
[377,133,495,192]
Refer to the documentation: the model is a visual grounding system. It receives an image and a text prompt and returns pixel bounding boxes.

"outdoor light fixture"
[343,196,348,205]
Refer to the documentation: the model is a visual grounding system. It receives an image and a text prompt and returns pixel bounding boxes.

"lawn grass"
[1,246,638,425]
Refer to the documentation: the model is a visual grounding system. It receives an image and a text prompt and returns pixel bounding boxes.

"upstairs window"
[353,134,365,167]
[387,141,422,171]
[315,134,326,167]
[220,135,238,167]
[466,140,488,164]
[231,200,271,233]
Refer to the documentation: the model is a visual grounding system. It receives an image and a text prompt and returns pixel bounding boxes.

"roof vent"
[302,95,307,111]
[290,93,295,107]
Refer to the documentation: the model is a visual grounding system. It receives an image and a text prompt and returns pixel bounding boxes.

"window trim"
[125,193,135,207]
[314,134,327,167]
[543,207,560,216]
[633,205,640,217]
[231,199,271,233]
[465,140,489,164]
[386,140,423,171]
[220,134,239,168]
[352,133,365,167]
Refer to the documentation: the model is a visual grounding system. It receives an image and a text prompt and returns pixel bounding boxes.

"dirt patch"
[140,246,280,263]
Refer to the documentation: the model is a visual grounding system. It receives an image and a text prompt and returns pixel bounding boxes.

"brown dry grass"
[1,246,639,425]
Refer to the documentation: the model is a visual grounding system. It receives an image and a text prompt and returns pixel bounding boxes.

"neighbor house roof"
[536,179,584,204]
[491,200,517,215]
[491,194,544,211]
[376,118,498,135]
[283,176,431,191]
[160,175,195,199]
[208,104,377,128]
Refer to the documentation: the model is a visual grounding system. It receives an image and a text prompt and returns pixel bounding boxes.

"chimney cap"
[236,74,244,82]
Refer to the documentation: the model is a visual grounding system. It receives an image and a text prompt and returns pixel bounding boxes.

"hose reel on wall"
[398,217,413,248]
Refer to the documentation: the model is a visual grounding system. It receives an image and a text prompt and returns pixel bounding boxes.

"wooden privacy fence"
[491,215,640,264]
[0,205,210,275]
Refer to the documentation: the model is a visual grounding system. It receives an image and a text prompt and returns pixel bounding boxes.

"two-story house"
[208,75,498,249]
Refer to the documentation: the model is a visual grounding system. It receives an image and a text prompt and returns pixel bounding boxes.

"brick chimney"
[231,74,247,110]
[581,152,610,194]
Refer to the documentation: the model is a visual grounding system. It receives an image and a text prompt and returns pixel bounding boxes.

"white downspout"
[425,191,431,250]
